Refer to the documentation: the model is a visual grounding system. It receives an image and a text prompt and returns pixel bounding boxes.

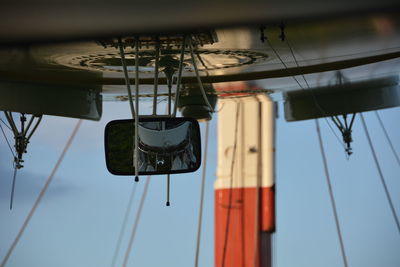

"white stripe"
[215,94,275,190]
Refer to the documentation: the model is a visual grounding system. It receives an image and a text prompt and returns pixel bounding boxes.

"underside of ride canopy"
[1,16,400,121]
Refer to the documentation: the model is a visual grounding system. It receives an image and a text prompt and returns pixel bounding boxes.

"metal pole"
[173,35,187,117]
[134,38,140,181]
[153,37,160,115]
[118,38,136,118]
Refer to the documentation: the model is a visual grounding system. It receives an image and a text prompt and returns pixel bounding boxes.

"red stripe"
[215,186,274,267]
[261,186,275,232]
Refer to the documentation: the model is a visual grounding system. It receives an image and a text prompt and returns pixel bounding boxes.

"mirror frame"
[104,117,202,176]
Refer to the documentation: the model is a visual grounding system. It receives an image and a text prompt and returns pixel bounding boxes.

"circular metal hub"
[58,49,269,74]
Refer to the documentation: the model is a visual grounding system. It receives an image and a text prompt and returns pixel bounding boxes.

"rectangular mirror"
[105,117,201,175]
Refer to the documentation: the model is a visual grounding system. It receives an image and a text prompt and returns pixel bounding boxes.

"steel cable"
[188,36,214,113]
[360,113,400,233]
[284,33,349,266]
[0,117,12,131]
[194,121,210,267]
[122,177,151,267]
[0,119,82,267]
[9,167,18,210]
[110,183,138,267]
[0,123,15,157]
[266,38,347,152]
[374,111,400,167]
[284,38,348,153]
[315,119,349,267]
[118,38,136,118]
[221,101,241,267]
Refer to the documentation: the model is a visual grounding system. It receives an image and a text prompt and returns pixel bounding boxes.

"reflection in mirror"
[105,117,201,175]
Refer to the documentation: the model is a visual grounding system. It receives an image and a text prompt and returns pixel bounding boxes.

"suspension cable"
[0,119,82,267]
[0,117,12,131]
[166,47,176,205]
[122,176,151,267]
[252,105,263,267]
[173,35,187,117]
[374,111,400,167]
[265,37,346,152]
[285,39,311,89]
[2,113,43,209]
[9,167,18,210]
[134,37,140,182]
[221,101,241,267]
[4,112,17,134]
[315,119,349,267]
[0,122,15,157]
[27,116,42,142]
[188,35,214,113]
[23,116,34,136]
[253,166,260,267]
[282,38,347,157]
[266,39,305,90]
[118,38,136,118]
[152,37,160,116]
[360,113,400,233]
[194,121,210,267]
[110,183,138,267]
[281,41,351,264]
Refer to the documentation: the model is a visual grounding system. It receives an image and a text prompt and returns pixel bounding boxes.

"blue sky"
[0,100,399,267]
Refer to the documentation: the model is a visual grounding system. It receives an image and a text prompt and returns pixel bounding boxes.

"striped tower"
[215,93,275,267]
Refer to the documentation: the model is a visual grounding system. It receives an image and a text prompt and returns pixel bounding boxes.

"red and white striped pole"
[214,89,275,267]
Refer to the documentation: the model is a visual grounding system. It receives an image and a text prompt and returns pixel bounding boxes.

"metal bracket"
[3,111,43,209]
[331,113,356,156]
